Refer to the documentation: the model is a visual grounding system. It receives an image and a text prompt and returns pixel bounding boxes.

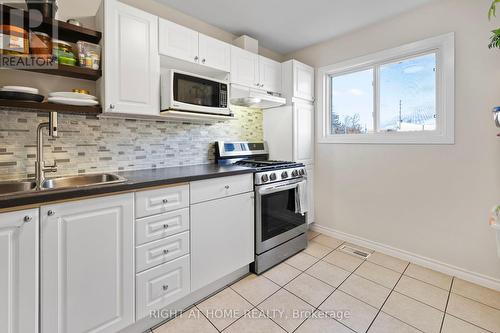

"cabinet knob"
[163,224,169,229]
[163,249,169,255]
[255,83,260,87]
[224,185,230,189]
[23,215,32,223]
[194,56,199,62]
[202,58,206,64]
[162,285,169,291]
[109,104,115,110]
[47,210,55,216]
[162,199,168,204]
[260,84,264,88]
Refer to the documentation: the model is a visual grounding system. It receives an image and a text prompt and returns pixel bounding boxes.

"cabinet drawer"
[135,208,189,246]
[136,255,190,321]
[190,174,253,204]
[136,231,189,273]
[135,185,189,218]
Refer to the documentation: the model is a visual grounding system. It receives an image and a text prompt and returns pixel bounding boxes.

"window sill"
[318,132,454,145]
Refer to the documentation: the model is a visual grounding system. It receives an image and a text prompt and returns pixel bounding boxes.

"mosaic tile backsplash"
[0,106,263,181]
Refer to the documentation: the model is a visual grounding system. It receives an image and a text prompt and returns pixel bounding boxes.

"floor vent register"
[339,244,371,259]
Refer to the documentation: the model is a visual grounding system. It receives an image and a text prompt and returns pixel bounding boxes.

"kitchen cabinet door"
[41,194,134,333]
[293,61,315,101]
[0,209,38,333]
[293,101,315,165]
[259,56,282,93]
[306,165,315,224]
[230,46,259,88]
[100,0,160,115]
[191,192,254,291]
[159,18,199,64]
[198,33,231,72]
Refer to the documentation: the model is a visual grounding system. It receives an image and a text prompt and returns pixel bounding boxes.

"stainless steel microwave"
[161,69,230,115]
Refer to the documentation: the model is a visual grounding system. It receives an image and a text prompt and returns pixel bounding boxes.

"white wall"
[288,0,500,281]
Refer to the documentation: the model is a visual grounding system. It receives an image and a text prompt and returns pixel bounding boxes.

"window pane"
[379,53,436,132]
[330,69,374,134]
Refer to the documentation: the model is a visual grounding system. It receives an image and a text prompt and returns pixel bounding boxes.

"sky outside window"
[330,69,374,134]
[380,53,437,132]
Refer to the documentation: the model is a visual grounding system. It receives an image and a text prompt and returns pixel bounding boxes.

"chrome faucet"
[35,112,58,189]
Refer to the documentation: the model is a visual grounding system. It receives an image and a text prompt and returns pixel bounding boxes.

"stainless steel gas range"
[215,141,308,274]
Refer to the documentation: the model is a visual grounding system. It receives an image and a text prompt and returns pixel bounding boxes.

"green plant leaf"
[489,0,500,20]
[489,30,500,49]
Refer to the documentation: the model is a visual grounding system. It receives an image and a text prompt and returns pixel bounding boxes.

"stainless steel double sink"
[0,173,127,196]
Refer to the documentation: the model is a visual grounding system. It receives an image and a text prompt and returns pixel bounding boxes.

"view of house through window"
[330,52,437,135]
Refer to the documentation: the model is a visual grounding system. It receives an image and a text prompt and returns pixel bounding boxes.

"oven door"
[256,179,307,254]
[171,71,229,115]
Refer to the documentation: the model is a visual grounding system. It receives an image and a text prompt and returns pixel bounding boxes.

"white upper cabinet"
[159,19,231,72]
[293,101,315,165]
[293,61,315,101]
[230,46,259,88]
[159,18,199,64]
[99,0,160,115]
[0,209,38,333]
[259,56,281,93]
[282,59,315,102]
[198,33,231,72]
[41,194,135,333]
[230,46,282,93]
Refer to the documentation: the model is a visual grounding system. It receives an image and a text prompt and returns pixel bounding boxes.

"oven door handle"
[257,180,305,195]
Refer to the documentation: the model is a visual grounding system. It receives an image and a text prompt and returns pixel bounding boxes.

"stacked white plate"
[1,86,39,94]
[48,92,99,106]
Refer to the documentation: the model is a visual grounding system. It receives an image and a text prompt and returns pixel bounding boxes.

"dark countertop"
[0,164,255,209]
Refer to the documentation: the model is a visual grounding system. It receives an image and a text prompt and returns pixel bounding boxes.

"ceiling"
[154,0,434,55]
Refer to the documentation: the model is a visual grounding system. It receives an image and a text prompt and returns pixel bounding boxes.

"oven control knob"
[269,173,277,181]
[299,169,306,176]
[261,174,269,183]
[281,171,288,179]
[291,170,299,177]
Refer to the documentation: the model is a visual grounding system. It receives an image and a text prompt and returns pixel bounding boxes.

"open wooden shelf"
[1,5,102,81]
[1,4,102,44]
[0,99,102,115]
[17,63,102,81]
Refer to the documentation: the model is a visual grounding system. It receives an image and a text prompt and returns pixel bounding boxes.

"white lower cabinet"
[136,231,190,273]
[191,191,254,291]
[136,255,190,320]
[41,194,135,333]
[135,208,190,246]
[135,184,189,219]
[0,209,38,333]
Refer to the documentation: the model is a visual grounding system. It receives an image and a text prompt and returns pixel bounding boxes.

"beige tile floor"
[152,231,500,333]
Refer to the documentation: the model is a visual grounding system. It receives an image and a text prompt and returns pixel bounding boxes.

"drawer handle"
[224,185,230,189]
[162,285,169,291]
[162,199,169,204]
[163,224,169,229]
[163,249,169,255]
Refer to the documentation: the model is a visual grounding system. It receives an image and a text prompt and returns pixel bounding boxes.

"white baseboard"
[311,223,500,292]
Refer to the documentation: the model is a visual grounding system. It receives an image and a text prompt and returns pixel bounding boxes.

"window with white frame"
[317,33,455,144]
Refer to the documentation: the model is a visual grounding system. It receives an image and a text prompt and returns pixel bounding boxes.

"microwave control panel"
[220,84,228,108]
